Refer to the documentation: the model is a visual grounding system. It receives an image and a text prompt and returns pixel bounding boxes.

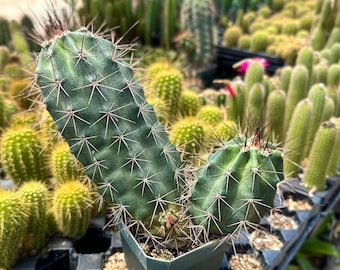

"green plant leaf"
[295,252,314,270]
[300,238,340,258]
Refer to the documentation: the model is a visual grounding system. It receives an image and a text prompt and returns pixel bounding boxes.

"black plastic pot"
[215,46,285,79]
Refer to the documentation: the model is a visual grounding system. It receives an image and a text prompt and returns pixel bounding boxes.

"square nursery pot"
[119,226,229,270]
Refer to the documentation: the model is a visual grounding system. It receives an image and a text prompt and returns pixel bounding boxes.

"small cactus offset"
[0,189,28,269]
[52,180,93,237]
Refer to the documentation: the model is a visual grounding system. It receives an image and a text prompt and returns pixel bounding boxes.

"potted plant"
[33,21,284,270]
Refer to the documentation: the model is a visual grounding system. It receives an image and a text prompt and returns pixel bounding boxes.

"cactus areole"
[36,28,283,242]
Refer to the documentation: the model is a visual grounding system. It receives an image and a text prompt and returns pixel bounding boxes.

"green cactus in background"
[326,27,340,49]
[222,25,243,47]
[179,89,201,117]
[295,46,314,86]
[279,66,293,93]
[311,63,328,85]
[244,60,265,94]
[50,142,84,186]
[52,180,93,237]
[321,96,335,121]
[179,0,217,70]
[226,82,245,125]
[327,64,340,87]
[311,26,327,51]
[149,68,183,124]
[327,117,340,175]
[303,83,326,159]
[244,83,266,131]
[265,89,286,143]
[197,104,224,126]
[249,30,269,52]
[10,20,32,66]
[18,181,50,255]
[189,132,283,235]
[283,99,313,178]
[35,28,283,248]
[302,121,337,191]
[169,116,206,156]
[0,17,12,46]
[0,125,49,185]
[0,189,28,269]
[0,45,10,71]
[283,65,309,130]
[237,34,251,49]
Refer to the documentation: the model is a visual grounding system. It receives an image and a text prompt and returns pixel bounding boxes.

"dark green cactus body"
[36,29,183,223]
[189,135,283,235]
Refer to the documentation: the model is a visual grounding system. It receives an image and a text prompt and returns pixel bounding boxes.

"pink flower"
[233,57,269,74]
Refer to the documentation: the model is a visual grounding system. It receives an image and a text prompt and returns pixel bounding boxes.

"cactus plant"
[179,0,217,71]
[52,180,93,237]
[302,121,337,191]
[0,125,49,185]
[18,181,50,255]
[35,27,283,256]
[50,142,84,185]
[0,189,28,269]
[189,131,283,235]
[283,99,313,178]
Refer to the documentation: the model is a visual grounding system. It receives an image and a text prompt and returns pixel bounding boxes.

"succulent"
[179,0,217,71]
[35,27,283,251]
[18,181,50,255]
[0,189,28,269]
[52,180,93,237]
[302,121,337,191]
[49,142,84,186]
[0,125,49,185]
[189,132,283,235]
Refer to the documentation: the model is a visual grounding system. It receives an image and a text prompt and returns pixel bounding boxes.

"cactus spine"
[302,121,337,190]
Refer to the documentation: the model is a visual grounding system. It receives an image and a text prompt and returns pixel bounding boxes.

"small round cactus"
[52,180,93,237]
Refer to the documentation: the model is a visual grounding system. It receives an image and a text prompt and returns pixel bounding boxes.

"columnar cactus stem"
[302,121,337,190]
[284,99,313,178]
[0,190,28,269]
